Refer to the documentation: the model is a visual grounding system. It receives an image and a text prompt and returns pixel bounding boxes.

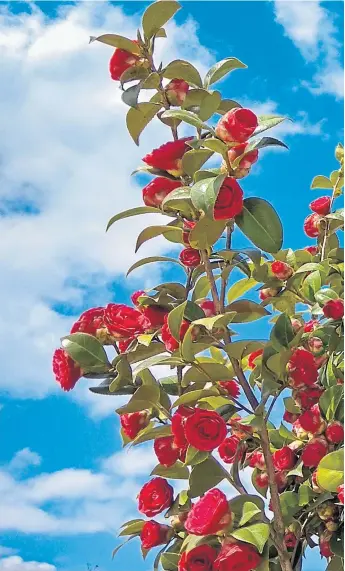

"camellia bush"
[52,3,344,571]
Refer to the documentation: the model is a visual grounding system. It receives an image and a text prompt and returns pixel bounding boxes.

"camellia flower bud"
[219,379,240,399]
[179,247,201,268]
[301,436,328,468]
[337,483,344,504]
[218,435,241,464]
[142,177,182,207]
[227,142,259,175]
[248,450,266,471]
[213,177,244,220]
[283,410,299,424]
[284,532,297,549]
[215,108,258,144]
[182,220,196,245]
[142,138,192,177]
[140,520,172,549]
[248,349,264,370]
[254,471,269,489]
[304,213,322,237]
[154,436,180,467]
[165,78,189,106]
[299,405,326,435]
[198,299,216,317]
[310,196,331,216]
[259,287,280,301]
[109,42,141,81]
[273,446,297,471]
[120,410,150,440]
[304,319,319,333]
[305,245,319,255]
[271,260,294,280]
[323,298,344,320]
[161,315,189,352]
[325,421,344,444]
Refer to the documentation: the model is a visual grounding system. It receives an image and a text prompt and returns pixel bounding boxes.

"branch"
[321,172,342,261]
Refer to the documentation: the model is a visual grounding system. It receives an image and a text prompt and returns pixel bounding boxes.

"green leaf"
[142,1,181,39]
[162,59,202,88]
[131,424,172,446]
[298,481,314,506]
[120,66,150,86]
[226,300,270,323]
[119,520,145,536]
[311,175,333,190]
[184,446,209,466]
[254,115,288,137]
[90,34,141,54]
[151,461,189,479]
[126,102,160,145]
[319,385,344,421]
[182,149,213,177]
[112,535,137,559]
[61,333,110,372]
[239,501,262,526]
[235,197,283,254]
[190,174,227,214]
[168,301,187,341]
[122,83,141,108]
[279,491,300,523]
[160,552,179,571]
[188,457,225,498]
[316,450,344,492]
[182,362,234,387]
[135,225,182,252]
[217,99,242,115]
[160,109,215,133]
[270,313,294,350]
[189,215,226,250]
[126,256,183,277]
[201,138,228,156]
[106,206,162,231]
[142,72,161,89]
[224,340,265,361]
[230,523,269,553]
[192,274,221,302]
[231,137,288,169]
[162,186,194,217]
[172,387,219,408]
[198,91,222,120]
[227,277,258,303]
[204,57,247,88]
[116,384,160,415]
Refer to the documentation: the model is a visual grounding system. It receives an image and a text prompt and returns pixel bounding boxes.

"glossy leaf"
[90,34,141,54]
[226,300,270,323]
[182,149,213,177]
[230,523,269,553]
[319,385,344,421]
[198,91,222,120]
[168,301,187,341]
[172,387,220,408]
[231,137,288,169]
[270,313,294,350]
[151,461,189,480]
[253,115,288,137]
[135,225,182,252]
[190,174,226,214]
[235,197,283,254]
[161,109,215,133]
[162,59,202,87]
[142,1,181,39]
[61,333,110,372]
[126,256,183,277]
[107,206,162,231]
[188,215,226,250]
[316,450,344,492]
[188,457,225,498]
[227,277,258,303]
[204,57,247,88]
[217,99,242,115]
[311,175,333,190]
[126,102,161,145]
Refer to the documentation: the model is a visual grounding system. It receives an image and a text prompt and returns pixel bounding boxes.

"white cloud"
[0,556,56,571]
[0,549,16,558]
[7,448,42,474]
[273,1,344,98]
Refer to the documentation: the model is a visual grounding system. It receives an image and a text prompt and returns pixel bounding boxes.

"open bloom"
[273,446,296,471]
[184,409,227,451]
[214,177,243,220]
[71,307,105,335]
[178,544,217,571]
[287,348,318,387]
[219,379,240,399]
[215,108,258,144]
[161,315,189,352]
[104,304,144,339]
[138,477,174,517]
[301,437,328,468]
[53,349,81,391]
[185,488,231,535]
[165,78,189,106]
[142,177,183,207]
[213,541,262,571]
[142,138,192,177]
[218,435,240,463]
[325,421,344,444]
[323,299,344,320]
[154,436,180,467]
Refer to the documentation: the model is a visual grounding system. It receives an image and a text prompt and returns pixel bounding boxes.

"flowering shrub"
[53,3,344,570]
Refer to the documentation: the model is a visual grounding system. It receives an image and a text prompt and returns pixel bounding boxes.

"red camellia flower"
[139,306,168,331]
[304,319,319,333]
[305,245,319,255]
[161,315,189,352]
[142,177,183,207]
[228,142,259,170]
[283,410,299,424]
[299,405,325,435]
[171,406,195,448]
[140,520,171,549]
[53,349,81,391]
[255,471,269,489]
[184,409,227,451]
[214,177,243,220]
[248,450,266,471]
[109,43,140,81]
[301,437,328,468]
[199,299,216,317]
[179,247,201,267]
[71,307,105,335]
[271,260,293,280]
[323,298,344,320]
[215,108,258,144]
[165,78,189,106]
[178,544,218,571]
[185,488,231,535]
[295,386,324,410]
[154,436,180,467]
[213,541,262,571]
[248,349,264,370]
[325,421,344,444]
[284,532,297,549]
[118,337,134,353]
[287,348,318,387]
[182,219,197,245]
[104,303,144,339]
[273,446,297,471]
[219,379,240,399]
[138,477,174,517]
[319,534,334,558]
[120,411,149,440]
[337,484,344,504]
[310,196,331,216]
[131,290,145,306]
[304,213,321,237]
[218,435,240,464]
[142,138,192,177]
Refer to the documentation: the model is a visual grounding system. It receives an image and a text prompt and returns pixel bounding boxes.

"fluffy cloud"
[273,1,343,98]
[7,448,42,475]
[0,556,56,570]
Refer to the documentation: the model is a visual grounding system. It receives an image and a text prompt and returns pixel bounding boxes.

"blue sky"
[0,1,343,570]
